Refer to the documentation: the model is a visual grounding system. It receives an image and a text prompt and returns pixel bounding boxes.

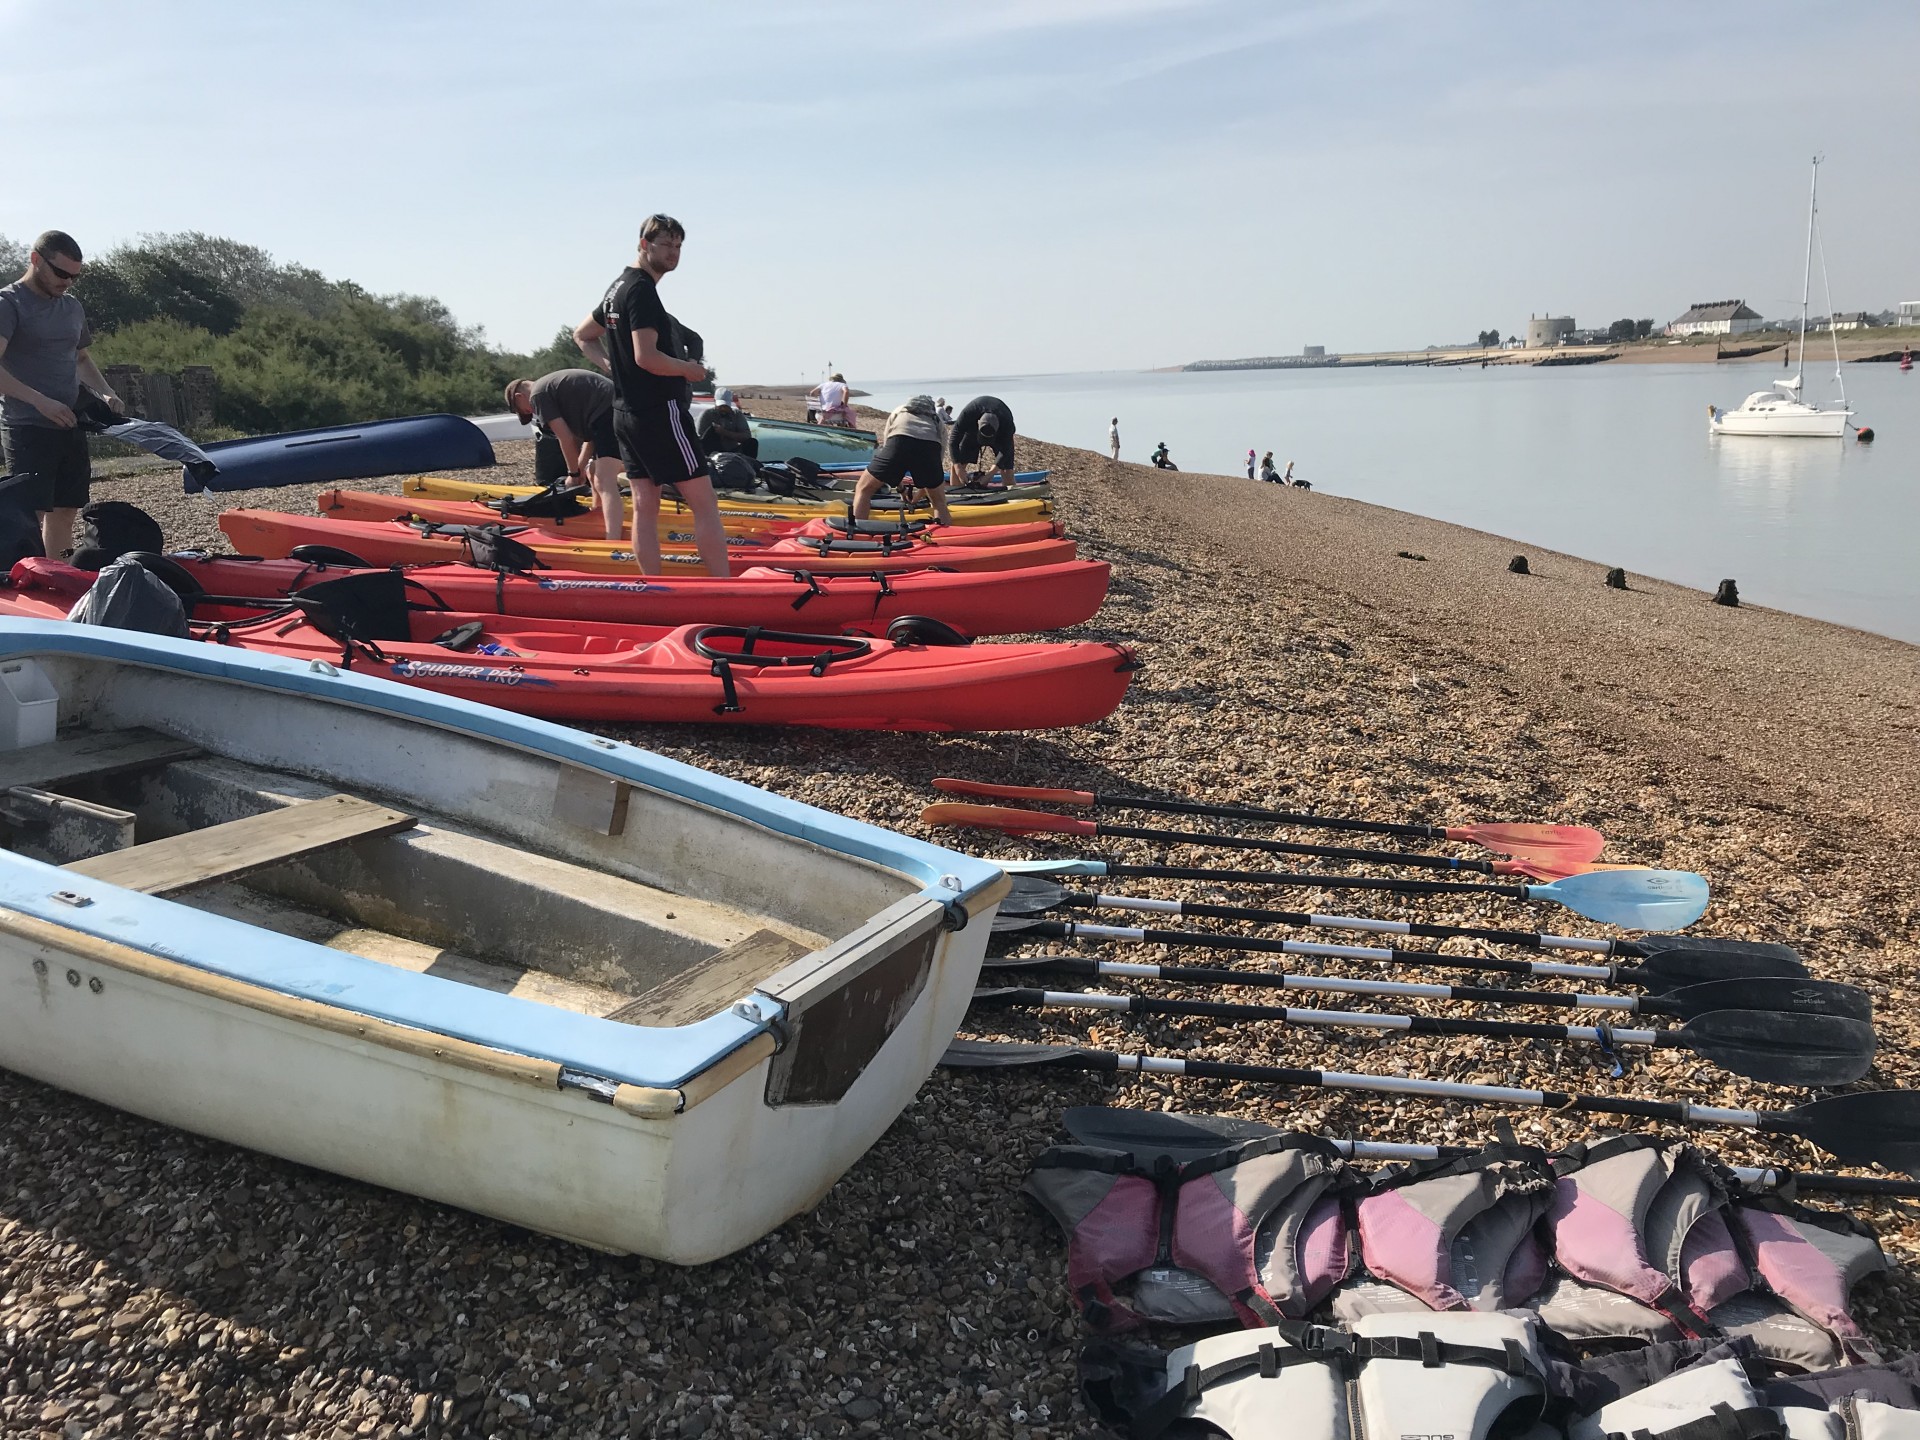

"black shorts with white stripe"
[613,399,710,487]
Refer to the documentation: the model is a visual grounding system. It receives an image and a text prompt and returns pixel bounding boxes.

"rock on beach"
[3,399,1918,1436]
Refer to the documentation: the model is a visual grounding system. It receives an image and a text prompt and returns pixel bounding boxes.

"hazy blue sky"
[5,1,1916,382]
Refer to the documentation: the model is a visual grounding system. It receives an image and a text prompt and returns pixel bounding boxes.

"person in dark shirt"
[695,388,758,459]
[571,215,728,575]
[505,369,623,538]
[0,231,123,556]
[950,396,1017,487]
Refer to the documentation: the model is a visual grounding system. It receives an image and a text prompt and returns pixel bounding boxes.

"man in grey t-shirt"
[505,369,622,539]
[0,231,123,555]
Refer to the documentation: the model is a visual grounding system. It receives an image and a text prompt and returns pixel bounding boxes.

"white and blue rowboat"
[0,618,1007,1262]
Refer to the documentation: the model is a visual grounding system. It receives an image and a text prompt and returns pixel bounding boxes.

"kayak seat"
[430,620,486,652]
[289,544,374,567]
[822,517,926,538]
[122,552,206,600]
[689,625,875,713]
[885,615,971,647]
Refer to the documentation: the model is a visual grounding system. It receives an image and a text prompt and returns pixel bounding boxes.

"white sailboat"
[1709,158,1854,438]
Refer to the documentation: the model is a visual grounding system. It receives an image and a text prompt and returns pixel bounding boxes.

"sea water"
[860,363,1919,644]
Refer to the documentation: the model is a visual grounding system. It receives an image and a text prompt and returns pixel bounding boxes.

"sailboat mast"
[1797,158,1817,381]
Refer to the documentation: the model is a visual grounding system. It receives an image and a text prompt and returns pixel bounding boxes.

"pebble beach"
[4,401,1919,1439]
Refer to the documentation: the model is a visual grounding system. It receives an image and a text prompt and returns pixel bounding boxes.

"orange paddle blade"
[931,778,1096,807]
[1445,823,1604,866]
[919,803,1097,837]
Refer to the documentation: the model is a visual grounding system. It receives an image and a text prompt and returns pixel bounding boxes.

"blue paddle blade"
[1527,869,1709,930]
[1002,859,1111,877]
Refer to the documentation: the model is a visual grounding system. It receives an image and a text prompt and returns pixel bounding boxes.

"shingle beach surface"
[4,402,1917,1438]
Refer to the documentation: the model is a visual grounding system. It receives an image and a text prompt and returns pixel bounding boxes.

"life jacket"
[1568,1355,1920,1440]
[1330,1144,1555,1321]
[1535,1138,1738,1343]
[1023,1134,1359,1332]
[1533,1139,1887,1371]
[1088,1310,1553,1440]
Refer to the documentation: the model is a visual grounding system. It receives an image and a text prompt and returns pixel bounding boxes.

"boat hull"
[1709,412,1851,438]
[0,622,1009,1261]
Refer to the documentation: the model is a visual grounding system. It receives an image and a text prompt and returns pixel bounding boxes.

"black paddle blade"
[1680,1010,1875,1087]
[1061,1105,1285,1164]
[998,878,1067,916]
[981,952,1081,971]
[970,987,1043,1009]
[941,1039,1101,1069]
[991,913,1051,934]
[1786,1090,1920,1176]
[1633,946,1808,989]
[1629,934,1805,966]
[1665,977,1872,1023]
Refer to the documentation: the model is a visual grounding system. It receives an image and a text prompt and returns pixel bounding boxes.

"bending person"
[950,395,1017,487]
[854,395,952,526]
[572,214,729,575]
[505,369,623,539]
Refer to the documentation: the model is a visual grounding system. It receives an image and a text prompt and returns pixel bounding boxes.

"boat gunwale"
[0,620,1004,1088]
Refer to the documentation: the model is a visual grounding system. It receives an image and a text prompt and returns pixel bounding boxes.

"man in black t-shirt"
[571,214,729,575]
[950,396,1018,488]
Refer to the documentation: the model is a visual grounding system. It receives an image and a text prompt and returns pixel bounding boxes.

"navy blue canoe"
[185,414,495,493]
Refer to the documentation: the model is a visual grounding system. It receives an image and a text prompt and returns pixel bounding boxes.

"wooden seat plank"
[0,728,202,793]
[65,794,416,897]
[605,928,811,1028]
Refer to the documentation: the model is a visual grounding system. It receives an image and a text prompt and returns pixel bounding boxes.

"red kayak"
[219,509,1079,576]
[314,489,1061,549]
[83,552,1111,636]
[5,560,1136,731]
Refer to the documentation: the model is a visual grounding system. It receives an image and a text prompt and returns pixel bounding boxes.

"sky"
[4,0,1917,383]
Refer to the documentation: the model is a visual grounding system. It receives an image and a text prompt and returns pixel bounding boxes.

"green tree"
[1607,317,1638,343]
[1634,318,1654,339]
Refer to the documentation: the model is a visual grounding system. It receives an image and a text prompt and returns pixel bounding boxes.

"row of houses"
[1524,300,1919,346]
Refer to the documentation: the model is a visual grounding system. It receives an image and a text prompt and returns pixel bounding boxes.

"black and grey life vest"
[1570,1354,1920,1440]
[1023,1134,1361,1331]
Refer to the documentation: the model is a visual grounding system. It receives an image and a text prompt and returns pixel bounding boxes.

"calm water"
[862,363,1920,644]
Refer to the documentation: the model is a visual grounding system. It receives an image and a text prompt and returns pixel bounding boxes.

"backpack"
[708,452,759,491]
[75,500,165,561]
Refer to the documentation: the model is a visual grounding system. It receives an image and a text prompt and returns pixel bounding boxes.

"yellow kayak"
[402,473,1053,528]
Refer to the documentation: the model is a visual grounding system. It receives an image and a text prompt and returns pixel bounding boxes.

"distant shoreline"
[1185,329,1916,373]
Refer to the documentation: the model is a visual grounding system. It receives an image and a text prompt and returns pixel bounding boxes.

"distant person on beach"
[1258,451,1278,483]
[0,230,122,557]
[813,372,856,429]
[505,369,622,538]
[1287,461,1309,490]
[696,388,758,460]
[1151,442,1177,470]
[1109,417,1121,461]
[571,213,730,575]
[854,394,952,526]
[937,397,955,425]
[950,395,1017,487]
[1246,448,1256,479]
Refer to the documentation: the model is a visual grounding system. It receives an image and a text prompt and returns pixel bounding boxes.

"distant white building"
[1898,300,1920,327]
[1820,312,1874,331]
[1525,315,1575,348]
[1667,300,1765,336]
[1303,345,1326,359]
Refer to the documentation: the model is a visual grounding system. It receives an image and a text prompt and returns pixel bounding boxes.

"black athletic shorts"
[866,434,946,491]
[613,399,709,487]
[2,421,91,510]
[951,429,1015,469]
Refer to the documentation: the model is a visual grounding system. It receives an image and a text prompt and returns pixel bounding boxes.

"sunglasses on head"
[40,255,81,281]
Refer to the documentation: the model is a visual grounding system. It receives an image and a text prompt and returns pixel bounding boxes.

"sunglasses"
[40,256,82,282]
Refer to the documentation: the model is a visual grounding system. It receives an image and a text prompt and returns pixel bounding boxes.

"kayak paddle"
[998,860,1710,930]
[930,778,1606,866]
[969,985,1875,1086]
[940,1040,1920,1175]
[997,877,1797,988]
[981,954,1868,1021]
[922,803,1608,882]
[1058,1106,1920,1198]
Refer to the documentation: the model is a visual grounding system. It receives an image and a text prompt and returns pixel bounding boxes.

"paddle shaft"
[1017,918,1676,994]
[1044,891,1666,984]
[988,986,1701,1049]
[937,780,1466,841]
[992,952,1680,1015]
[1007,863,1538,901]
[1036,817,1516,874]
[966,1044,1806,1136]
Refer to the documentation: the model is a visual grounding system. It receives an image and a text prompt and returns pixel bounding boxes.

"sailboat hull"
[1709,408,1852,438]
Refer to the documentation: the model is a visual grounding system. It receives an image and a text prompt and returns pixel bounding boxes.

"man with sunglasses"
[572,215,729,576]
[0,231,122,556]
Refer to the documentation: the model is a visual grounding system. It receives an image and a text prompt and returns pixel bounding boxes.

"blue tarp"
[185,413,495,493]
